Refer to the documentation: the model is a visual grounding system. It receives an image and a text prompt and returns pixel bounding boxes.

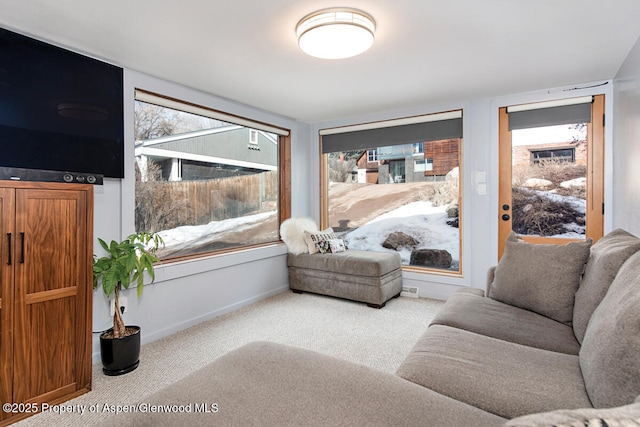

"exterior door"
[498,95,605,258]
[12,187,91,405]
[389,160,406,183]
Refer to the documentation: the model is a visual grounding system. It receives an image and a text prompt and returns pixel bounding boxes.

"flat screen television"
[0,27,124,178]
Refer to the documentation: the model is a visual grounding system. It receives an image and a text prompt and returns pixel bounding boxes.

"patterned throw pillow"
[304,228,337,254]
[315,238,348,254]
[315,239,333,254]
[328,239,347,253]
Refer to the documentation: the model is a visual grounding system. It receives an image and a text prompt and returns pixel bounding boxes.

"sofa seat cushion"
[98,341,506,427]
[580,250,640,408]
[396,325,592,419]
[573,228,640,344]
[430,290,581,355]
[287,250,401,277]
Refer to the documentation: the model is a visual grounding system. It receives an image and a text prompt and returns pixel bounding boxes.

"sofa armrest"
[486,266,497,296]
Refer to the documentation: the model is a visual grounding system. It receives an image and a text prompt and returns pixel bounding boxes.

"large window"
[134,90,290,260]
[320,110,463,274]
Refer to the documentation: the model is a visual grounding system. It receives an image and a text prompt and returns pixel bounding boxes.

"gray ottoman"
[287,250,403,308]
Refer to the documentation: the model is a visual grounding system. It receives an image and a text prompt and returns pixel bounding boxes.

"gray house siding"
[136,126,278,181]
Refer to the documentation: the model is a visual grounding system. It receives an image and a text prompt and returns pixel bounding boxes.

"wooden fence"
[136,171,278,231]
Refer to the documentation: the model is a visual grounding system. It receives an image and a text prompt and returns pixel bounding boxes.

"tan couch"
[104,229,640,426]
[397,228,640,424]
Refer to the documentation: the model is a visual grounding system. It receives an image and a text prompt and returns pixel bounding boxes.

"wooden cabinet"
[0,181,93,425]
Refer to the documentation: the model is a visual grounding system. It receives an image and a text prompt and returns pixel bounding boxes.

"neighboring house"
[512,140,587,167]
[424,138,460,177]
[355,139,460,184]
[135,125,278,181]
[355,149,381,183]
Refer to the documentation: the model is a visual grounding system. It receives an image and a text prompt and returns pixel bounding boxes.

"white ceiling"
[1,0,640,123]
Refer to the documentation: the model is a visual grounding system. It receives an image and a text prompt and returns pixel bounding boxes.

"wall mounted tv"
[0,27,124,178]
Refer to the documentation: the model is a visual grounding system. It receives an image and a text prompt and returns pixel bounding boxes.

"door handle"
[20,232,25,264]
[6,233,11,265]
[502,214,510,221]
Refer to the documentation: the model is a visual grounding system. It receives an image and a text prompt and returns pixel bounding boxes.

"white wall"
[613,36,640,236]
[91,70,313,362]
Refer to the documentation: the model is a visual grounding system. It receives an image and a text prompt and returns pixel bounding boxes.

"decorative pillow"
[304,228,336,254]
[573,229,640,344]
[315,238,347,254]
[580,250,640,408]
[489,232,592,325]
[328,239,347,253]
[315,240,332,254]
[279,217,319,254]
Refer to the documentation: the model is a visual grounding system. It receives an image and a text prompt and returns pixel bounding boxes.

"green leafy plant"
[93,231,164,338]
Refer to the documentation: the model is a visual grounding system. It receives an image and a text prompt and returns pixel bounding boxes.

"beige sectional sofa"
[105,229,640,426]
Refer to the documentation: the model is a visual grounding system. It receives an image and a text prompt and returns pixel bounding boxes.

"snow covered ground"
[343,201,460,268]
[158,211,276,253]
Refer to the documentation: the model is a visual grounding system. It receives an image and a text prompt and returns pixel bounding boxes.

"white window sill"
[149,242,288,285]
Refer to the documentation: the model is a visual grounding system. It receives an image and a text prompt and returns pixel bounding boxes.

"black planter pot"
[100,326,141,376]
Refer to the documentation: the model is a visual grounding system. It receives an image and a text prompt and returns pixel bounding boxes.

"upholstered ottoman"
[287,250,403,308]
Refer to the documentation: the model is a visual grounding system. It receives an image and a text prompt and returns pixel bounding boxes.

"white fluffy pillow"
[280,217,319,254]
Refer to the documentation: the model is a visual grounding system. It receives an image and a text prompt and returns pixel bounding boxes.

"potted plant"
[92,231,163,376]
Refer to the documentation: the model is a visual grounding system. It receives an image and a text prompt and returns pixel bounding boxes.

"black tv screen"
[0,27,124,178]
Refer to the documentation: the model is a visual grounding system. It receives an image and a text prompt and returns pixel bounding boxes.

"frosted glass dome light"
[296,8,376,60]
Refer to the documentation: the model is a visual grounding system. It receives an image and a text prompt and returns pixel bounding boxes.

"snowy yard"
[342,201,459,268]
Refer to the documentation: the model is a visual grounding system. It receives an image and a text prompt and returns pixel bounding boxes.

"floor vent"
[401,286,419,298]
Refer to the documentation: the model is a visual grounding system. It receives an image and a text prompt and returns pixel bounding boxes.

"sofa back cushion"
[573,229,640,344]
[580,250,640,408]
[489,232,592,325]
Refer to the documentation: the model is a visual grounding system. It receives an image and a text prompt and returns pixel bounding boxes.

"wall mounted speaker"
[0,167,104,185]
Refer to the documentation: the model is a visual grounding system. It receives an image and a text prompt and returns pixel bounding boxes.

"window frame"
[425,157,434,171]
[530,147,576,164]
[367,149,379,163]
[319,110,464,277]
[133,89,291,263]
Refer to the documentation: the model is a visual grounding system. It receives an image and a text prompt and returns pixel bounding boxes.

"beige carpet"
[13,291,444,426]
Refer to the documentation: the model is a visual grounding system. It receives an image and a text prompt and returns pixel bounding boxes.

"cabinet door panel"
[0,188,15,422]
[13,188,89,404]
[13,297,76,400]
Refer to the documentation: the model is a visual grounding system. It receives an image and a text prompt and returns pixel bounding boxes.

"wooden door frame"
[498,95,605,259]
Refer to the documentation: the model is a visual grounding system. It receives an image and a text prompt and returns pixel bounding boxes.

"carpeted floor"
[12,291,444,426]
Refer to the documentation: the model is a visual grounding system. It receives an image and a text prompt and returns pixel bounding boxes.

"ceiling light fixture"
[296,8,376,60]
